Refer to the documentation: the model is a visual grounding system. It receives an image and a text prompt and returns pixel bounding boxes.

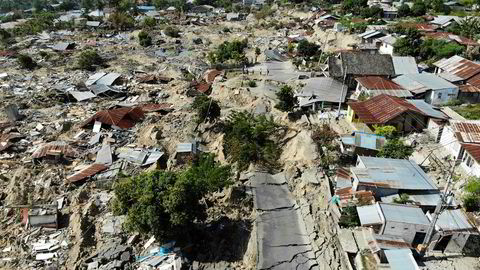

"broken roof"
[140,103,174,113]
[81,107,144,129]
[86,72,122,86]
[424,32,479,46]
[435,209,476,233]
[32,141,78,159]
[347,94,423,124]
[329,52,395,77]
[67,163,108,183]
[50,42,75,51]
[297,77,346,104]
[354,156,438,191]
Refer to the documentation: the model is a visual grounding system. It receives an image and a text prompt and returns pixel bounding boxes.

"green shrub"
[143,17,156,28]
[77,50,103,71]
[208,39,248,64]
[247,80,257,87]
[275,85,297,112]
[164,26,180,37]
[17,54,37,70]
[192,95,221,124]
[373,125,396,138]
[108,12,134,30]
[339,206,360,228]
[223,111,282,171]
[377,139,414,159]
[138,31,152,47]
[296,40,320,57]
[112,153,232,239]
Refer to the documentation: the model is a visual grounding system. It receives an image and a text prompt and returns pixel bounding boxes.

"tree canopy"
[223,111,282,171]
[275,85,297,112]
[296,40,320,57]
[192,96,221,124]
[377,139,414,159]
[208,39,248,65]
[112,153,232,239]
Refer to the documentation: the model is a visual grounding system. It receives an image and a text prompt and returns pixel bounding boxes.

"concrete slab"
[338,229,358,254]
[252,184,294,211]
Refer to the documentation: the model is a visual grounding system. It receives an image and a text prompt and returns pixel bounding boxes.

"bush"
[296,40,320,57]
[377,139,414,159]
[143,17,156,28]
[11,12,57,36]
[223,111,282,171]
[275,85,297,112]
[255,5,274,20]
[463,177,480,211]
[360,6,383,19]
[341,0,368,14]
[393,193,410,204]
[138,31,152,47]
[247,80,257,87]
[373,125,396,138]
[397,4,411,17]
[338,206,360,228]
[77,50,103,71]
[192,95,221,124]
[17,54,37,69]
[453,104,480,120]
[419,38,464,61]
[112,153,232,239]
[164,26,180,37]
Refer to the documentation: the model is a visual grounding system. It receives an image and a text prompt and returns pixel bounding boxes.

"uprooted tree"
[112,153,232,239]
[223,111,283,171]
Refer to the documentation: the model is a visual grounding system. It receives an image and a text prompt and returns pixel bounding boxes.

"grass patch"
[453,104,480,120]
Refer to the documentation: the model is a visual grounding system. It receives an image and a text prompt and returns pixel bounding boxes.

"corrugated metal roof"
[176,142,195,153]
[347,94,423,124]
[356,76,404,90]
[140,103,174,112]
[297,77,346,104]
[86,72,107,86]
[450,120,480,143]
[51,42,74,51]
[68,91,96,102]
[96,73,121,86]
[461,143,480,163]
[467,73,480,88]
[67,163,108,182]
[434,55,480,80]
[354,156,437,190]
[408,100,448,119]
[380,203,430,225]
[32,141,78,159]
[431,15,462,25]
[392,56,419,75]
[384,249,419,270]
[370,234,411,252]
[436,209,475,232]
[393,73,458,91]
[96,144,112,165]
[357,204,382,225]
[438,72,464,82]
[81,107,144,129]
[459,84,480,93]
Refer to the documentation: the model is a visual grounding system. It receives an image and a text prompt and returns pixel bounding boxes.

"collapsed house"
[80,107,145,129]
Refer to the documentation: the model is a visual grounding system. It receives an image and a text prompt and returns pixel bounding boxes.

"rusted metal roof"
[204,69,223,84]
[355,76,404,90]
[81,107,144,129]
[450,120,480,143]
[434,55,480,80]
[192,81,211,94]
[467,73,480,88]
[0,133,24,151]
[31,141,78,159]
[347,94,423,124]
[137,74,173,84]
[67,163,108,183]
[398,22,437,32]
[140,103,174,112]
[459,84,480,93]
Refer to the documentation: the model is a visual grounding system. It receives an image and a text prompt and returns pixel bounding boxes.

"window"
[438,92,442,99]
[467,156,474,167]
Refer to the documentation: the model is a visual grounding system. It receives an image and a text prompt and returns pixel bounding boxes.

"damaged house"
[81,107,145,130]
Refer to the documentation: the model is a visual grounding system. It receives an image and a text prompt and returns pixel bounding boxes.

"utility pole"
[338,65,347,117]
[417,160,458,256]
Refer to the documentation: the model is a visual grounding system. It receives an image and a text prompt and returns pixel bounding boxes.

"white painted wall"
[460,151,480,177]
[381,221,429,244]
[425,87,459,105]
[439,124,462,159]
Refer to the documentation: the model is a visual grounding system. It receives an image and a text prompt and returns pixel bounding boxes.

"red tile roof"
[348,94,423,124]
[355,76,404,90]
[81,107,144,129]
[67,163,108,183]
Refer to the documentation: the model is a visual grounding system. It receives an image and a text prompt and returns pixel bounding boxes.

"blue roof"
[341,132,386,150]
[384,249,419,270]
[137,5,156,11]
[353,156,438,190]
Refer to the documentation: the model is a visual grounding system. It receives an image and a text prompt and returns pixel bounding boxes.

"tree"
[154,0,170,9]
[374,125,396,138]
[192,96,221,124]
[393,28,422,56]
[275,85,297,112]
[143,17,156,28]
[397,4,411,17]
[411,0,427,16]
[112,153,232,239]
[81,0,94,12]
[223,111,282,171]
[360,6,383,19]
[419,38,464,61]
[138,31,152,47]
[448,17,480,39]
[208,39,248,65]
[296,40,320,57]
[17,54,37,70]
[33,0,46,12]
[463,177,480,211]
[341,0,368,14]
[377,139,414,159]
[77,50,104,71]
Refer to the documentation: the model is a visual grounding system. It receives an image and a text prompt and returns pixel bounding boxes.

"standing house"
[328,52,395,88]
[358,30,386,44]
[434,55,480,103]
[295,77,347,110]
[392,73,459,105]
[439,120,480,176]
[357,202,431,244]
[351,156,439,198]
[347,94,447,133]
[354,76,412,98]
[392,56,419,75]
[377,35,397,55]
